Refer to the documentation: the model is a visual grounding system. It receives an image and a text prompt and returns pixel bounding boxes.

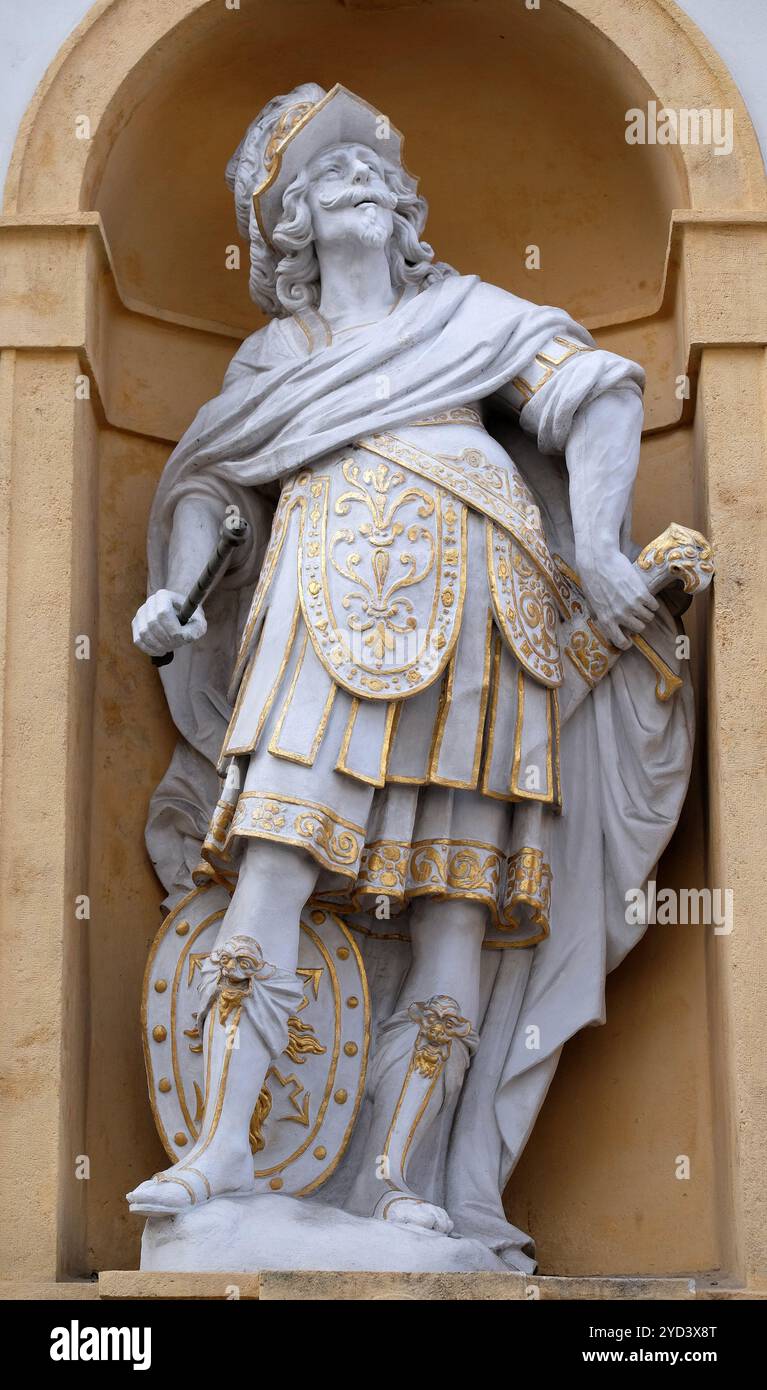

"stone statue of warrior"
[127,84,706,1270]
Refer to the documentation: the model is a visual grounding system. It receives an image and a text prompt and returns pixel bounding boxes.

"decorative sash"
[358,432,565,688]
[358,432,571,614]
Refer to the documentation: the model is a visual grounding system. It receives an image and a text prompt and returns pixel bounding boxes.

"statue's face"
[305,141,395,251]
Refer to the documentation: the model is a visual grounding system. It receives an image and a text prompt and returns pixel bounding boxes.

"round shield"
[142,883,369,1196]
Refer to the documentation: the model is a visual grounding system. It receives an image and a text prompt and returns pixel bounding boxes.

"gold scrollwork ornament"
[636,523,714,595]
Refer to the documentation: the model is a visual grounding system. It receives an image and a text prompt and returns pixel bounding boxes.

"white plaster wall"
[1,0,766,199]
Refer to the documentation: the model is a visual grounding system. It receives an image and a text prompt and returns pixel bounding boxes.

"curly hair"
[248,157,454,316]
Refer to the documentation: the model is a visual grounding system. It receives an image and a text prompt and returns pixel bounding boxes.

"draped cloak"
[144,274,694,1268]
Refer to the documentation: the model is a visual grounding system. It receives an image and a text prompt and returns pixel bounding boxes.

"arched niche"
[1,0,765,1288]
[88,0,690,335]
[7,0,763,336]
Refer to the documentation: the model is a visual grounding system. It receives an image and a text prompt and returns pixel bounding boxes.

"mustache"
[316,183,397,212]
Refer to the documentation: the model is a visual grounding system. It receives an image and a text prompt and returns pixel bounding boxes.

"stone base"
[0,1281,100,1301]
[98,1270,763,1301]
[139,1193,508,1275]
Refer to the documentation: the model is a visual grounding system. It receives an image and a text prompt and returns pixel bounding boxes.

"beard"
[357,208,391,248]
[314,181,396,249]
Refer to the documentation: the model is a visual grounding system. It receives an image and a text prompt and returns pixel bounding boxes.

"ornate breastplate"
[232,419,565,704]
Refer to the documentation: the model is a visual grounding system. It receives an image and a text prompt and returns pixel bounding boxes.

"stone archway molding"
[4,0,765,218]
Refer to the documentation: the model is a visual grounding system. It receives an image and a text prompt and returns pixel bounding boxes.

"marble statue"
[127,84,713,1274]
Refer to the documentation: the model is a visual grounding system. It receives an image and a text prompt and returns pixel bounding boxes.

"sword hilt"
[152,514,249,668]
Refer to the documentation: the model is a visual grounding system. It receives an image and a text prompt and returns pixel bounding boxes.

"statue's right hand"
[131,589,207,657]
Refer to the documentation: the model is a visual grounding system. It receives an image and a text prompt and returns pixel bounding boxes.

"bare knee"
[410,897,486,964]
[402,897,486,1019]
[234,838,318,903]
[215,840,319,970]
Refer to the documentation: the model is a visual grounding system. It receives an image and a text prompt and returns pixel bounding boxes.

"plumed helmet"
[226,82,417,250]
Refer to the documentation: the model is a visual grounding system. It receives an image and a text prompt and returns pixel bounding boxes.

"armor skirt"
[197,453,561,946]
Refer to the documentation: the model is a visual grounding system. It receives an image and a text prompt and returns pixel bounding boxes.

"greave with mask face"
[190,934,305,1170]
[361,995,479,1223]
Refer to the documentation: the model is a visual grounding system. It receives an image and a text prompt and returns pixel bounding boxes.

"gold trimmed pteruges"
[315,836,553,944]
[486,521,563,687]
[506,335,594,408]
[228,477,304,698]
[227,791,366,879]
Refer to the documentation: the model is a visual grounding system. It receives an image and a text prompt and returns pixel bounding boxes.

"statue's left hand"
[576,548,658,651]
[131,589,207,657]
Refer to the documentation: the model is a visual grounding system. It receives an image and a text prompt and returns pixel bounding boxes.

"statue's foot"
[373,1190,454,1235]
[126,1147,255,1216]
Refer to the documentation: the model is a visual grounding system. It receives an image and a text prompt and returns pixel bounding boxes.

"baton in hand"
[152,514,250,667]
